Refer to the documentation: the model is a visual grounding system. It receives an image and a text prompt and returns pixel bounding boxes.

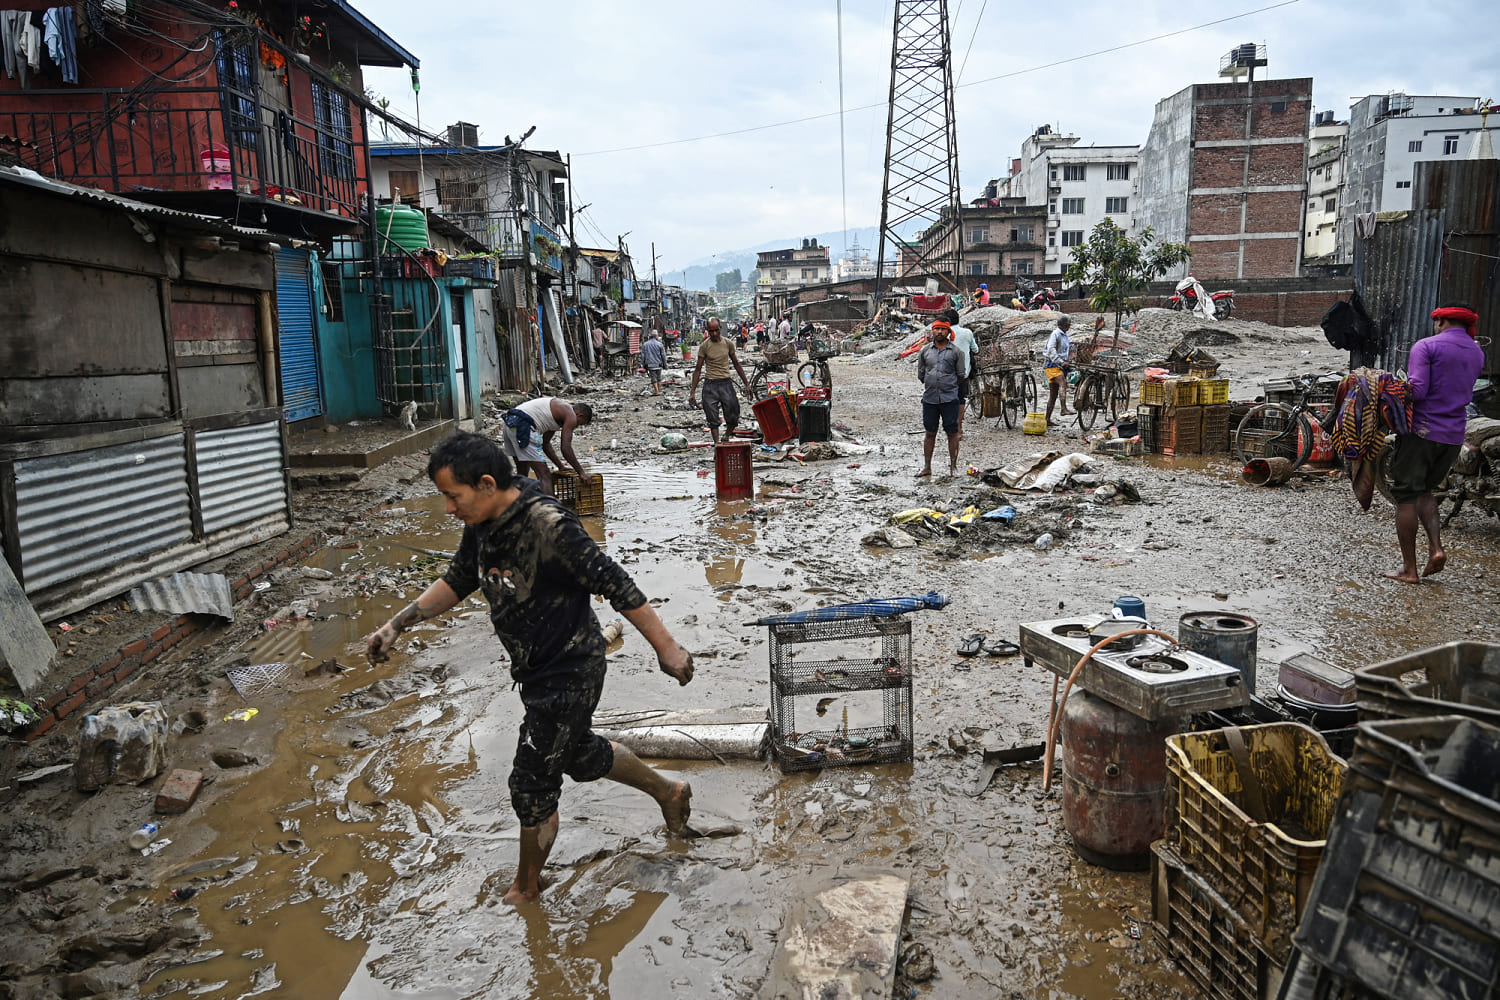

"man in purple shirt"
[1384,302,1486,583]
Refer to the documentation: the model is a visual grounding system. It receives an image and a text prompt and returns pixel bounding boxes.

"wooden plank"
[179,247,274,290]
[0,554,55,696]
[760,867,911,1000]
[0,374,171,427]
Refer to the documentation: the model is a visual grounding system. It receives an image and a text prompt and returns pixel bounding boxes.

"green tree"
[1063,219,1191,339]
[715,268,742,293]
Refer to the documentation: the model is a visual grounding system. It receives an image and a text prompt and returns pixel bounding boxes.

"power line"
[956,0,988,83]
[836,0,848,260]
[573,0,1299,157]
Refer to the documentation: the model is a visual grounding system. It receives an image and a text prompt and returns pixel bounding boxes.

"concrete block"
[155,768,205,814]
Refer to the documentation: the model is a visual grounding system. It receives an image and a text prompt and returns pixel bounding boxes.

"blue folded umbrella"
[751,591,949,626]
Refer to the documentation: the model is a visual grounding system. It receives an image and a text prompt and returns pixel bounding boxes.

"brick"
[98,653,123,673]
[67,670,96,694]
[142,645,162,665]
[56,690,86,720]
[26,712,57,740]
[114,655,142,684]
[155,768,205,815]
[85,673,115,698]
[150,624,171,642]
[123,639,148,657]
[41,686,71,712]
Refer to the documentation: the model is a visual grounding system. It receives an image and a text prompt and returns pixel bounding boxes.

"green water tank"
[375,204,429,253]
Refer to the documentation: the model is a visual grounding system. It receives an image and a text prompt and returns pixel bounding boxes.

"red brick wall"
[1242,239,1302,279]
[1244,192,1303,234]
[1054,285,1349,326]
[1248,143,1305,185]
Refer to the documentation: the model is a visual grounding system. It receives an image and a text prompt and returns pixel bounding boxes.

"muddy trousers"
[509,670,614,826]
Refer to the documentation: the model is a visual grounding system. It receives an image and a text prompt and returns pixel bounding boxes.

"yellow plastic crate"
[1140,380,1168,406]
[552,471,605,515]
[1198,379,1230,405]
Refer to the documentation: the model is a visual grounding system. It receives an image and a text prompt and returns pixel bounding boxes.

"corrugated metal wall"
[1354,209,1445,373]
[13,435,194,593]
[196,421,289,534]
[1413,159,1500,377]
[495,268,540,390]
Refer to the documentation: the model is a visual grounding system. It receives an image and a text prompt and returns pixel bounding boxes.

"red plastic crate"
[798,385,831,403]
[752,394,798,444]
[714,442,754,497]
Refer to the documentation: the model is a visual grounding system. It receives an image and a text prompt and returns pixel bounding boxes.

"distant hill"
[667,224,919,291]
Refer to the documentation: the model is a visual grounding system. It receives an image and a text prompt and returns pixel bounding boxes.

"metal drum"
[1060,690,1186,871]
[1179,611,1260,689]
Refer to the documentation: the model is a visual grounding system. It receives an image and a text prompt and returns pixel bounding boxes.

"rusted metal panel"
[1413,159,1500,377]
[1353,209,1445,373]
[12,434,193,593]
[194,421,288,534]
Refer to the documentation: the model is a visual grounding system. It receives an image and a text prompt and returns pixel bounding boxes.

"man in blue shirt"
[916,321,964,478]
[640,330,667,396]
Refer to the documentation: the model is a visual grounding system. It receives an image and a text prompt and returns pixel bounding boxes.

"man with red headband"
[916,320,964,478]
[1383,301,1485,583]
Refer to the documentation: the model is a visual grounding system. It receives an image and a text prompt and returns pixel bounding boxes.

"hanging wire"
[956,0,989,83]
[836,0,848,262]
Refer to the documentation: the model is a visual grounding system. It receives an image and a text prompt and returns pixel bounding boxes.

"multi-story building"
[1335,94,1485,263]
[1136,73,1313,279]
[1303,111,1348,261]
[1004,128,1139,274]
[945,202,1046,279]
[755,239,830,316]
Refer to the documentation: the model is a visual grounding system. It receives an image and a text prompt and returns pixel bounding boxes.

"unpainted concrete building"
[1137,78,1313,279]
[1304,112,1348,260]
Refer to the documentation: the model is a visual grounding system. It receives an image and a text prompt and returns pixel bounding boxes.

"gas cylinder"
[1060,690,1185,871]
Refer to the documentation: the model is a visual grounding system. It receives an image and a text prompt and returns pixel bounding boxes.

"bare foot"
[501,881,539,906]
[1422,551,1447,577]
[915,468,932,478]
[1382,569,1422,584]
[661,780,692,835]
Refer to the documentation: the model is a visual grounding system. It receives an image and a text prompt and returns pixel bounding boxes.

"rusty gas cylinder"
[1060,690,1186,871]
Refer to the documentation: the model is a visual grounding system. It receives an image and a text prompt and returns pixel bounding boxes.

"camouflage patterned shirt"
[443,478,646,687]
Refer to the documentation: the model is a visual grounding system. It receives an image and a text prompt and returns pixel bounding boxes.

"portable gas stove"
[1019,615,1248,721]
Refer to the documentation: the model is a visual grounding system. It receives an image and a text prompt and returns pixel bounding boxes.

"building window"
[1061,198,1085,214]
[967,226,989,244]
[1324,197,1336,213]
[1062,164,1086,182]
[1061,231,1084,247]
[320,262,345,321]
[1011,258,1034,275]
[1271,101,1286,113]
[1443,135,1460,155]
[969,262,985,275]
[1010,226,1032,243]
[1105,197,1128,214]
[1107,163,1131,181]
[1408,140,1423,152]
[1309,199,1317,209]
[214,34,260,150]
[311,81,354,180]
[1048,166,1057,181]
[801,268,812,278]
[1048,200,1057,214]
[1395,180,1412,189]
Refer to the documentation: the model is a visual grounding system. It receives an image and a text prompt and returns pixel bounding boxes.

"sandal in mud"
[984,640,1020,657]
[957,634,985,657]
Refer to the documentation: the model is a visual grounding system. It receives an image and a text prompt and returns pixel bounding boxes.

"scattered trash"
[128,822,160,850]
[57,622,73,632]
[140,838,172,857]
[861,527,918,549]
[226,661,294,700]
[129,571,234,621]
[900,942,935,983]
[1242,457,1294,486]
[301,567,335,581]
[224,708,259,722]
[1035,533,1055,551]
[304,658,348,678]
[254,581,272,593]
[170,886,198,901]
[380,507,407,517]
[660,433,689,452]
[982,506,1017,524]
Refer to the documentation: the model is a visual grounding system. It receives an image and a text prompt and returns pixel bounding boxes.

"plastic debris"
[223,708,259,722]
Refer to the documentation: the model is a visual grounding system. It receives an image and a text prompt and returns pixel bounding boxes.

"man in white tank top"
[500,396,594,495]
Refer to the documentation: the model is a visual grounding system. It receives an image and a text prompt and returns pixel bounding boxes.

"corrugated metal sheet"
[13,435,193,593]
[0,166,272,241]
[1353,209,1445,373]
[128,572,233,620]
[276,248,325,422]
[1413,159,1500,377]
[196,421,288,534]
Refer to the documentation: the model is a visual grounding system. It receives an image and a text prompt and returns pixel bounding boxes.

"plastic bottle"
[1034,533,1054,551]
[600,618,624,644]
[129,822,160,850]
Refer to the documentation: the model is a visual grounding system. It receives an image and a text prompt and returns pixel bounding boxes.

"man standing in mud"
[366,432,695,905]
[1383,302,1485,583]
[689,318,750,443]
[916,320,963,478]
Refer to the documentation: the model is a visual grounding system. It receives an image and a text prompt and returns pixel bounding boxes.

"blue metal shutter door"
[275,248,324,422]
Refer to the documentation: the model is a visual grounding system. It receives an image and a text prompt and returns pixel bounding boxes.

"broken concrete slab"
[0,556,56,696]
[760,867,911,1000]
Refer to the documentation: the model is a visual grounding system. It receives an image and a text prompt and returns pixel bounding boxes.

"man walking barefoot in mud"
[916,320,963,478]
[365,432,695,904]
[689,318,750,443]
[1383,302,1485,583]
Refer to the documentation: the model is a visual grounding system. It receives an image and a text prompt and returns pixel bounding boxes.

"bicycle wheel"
[1235,403,1313,467]
[1022,371,1038,416]
[1109,374,1132,421]
[1074,375,1102,430]
[967,376,984,420]
[1001,372,1023,428]
[796,361,826,389]
[748,368,770,400]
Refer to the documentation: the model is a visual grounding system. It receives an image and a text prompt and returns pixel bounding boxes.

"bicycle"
[973,357,1038,429]
[1072,356,1133,431]
[795,340,837,391]
[748,341,799,399]
[1233,373,1336,469]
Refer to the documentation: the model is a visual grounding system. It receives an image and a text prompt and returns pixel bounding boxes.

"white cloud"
[353,0,1500,269]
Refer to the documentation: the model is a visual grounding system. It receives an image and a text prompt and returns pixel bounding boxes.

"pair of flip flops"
[957,634,1021,658]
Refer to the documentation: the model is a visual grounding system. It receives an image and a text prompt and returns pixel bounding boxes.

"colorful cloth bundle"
[1332,369,1412,462]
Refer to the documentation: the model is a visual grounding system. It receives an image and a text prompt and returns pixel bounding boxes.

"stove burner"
[1125,655,1189,674]
[1051,624,1093,638]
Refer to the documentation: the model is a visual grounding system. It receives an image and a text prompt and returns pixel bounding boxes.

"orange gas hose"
[1042,628,1180,791]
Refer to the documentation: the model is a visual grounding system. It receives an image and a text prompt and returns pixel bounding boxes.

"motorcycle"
[1165,276,1235,318]
[1011,278,1057,311]
[1376,416,1500,525]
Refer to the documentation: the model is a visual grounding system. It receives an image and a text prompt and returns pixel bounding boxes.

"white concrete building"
[1304,111,1348,260]
[1007,126,1139,274]
[1336,94,1485,262]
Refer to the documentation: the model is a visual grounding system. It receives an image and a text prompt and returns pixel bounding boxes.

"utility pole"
[874,0,964,304]
[651,241,660,331]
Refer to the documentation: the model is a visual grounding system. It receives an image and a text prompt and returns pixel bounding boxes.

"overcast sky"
[354,0,1499,274]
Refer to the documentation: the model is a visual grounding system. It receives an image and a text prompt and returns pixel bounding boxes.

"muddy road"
[5,326,1499,1000]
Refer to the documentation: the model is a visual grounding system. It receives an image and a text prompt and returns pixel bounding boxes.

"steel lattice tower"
[874,0,963,303]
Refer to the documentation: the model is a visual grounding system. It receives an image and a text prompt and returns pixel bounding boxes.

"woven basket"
[763,341,797,364]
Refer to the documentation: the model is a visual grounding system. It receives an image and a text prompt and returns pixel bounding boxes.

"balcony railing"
[0,87,365,220]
